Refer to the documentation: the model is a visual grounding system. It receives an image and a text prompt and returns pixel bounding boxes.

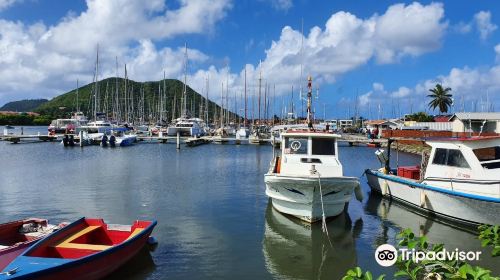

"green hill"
[0,99,48,112]
[35,77,238,123]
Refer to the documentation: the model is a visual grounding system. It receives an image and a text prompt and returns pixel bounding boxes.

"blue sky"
[0,0,499,119]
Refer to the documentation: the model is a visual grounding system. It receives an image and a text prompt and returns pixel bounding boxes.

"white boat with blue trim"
[365,136,500,226]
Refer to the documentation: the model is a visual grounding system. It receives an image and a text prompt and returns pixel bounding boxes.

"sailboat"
[264,77,362,223]
[167,44,206,137]
[249,65,268,145]
[237,67,250,139]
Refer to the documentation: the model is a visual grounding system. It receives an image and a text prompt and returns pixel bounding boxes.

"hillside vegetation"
[0,99,48,112]
[35,77,237,122]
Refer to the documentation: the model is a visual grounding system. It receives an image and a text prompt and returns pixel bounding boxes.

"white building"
[449,112,500,134]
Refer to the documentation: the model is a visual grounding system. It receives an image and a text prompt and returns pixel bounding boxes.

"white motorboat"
[109,128,137,147]
[48,112,88,134]
[167,117,205,137]
[264,76,361,223]
[365,136,500,226]
[265,130,362,222]
[236,127,250,139]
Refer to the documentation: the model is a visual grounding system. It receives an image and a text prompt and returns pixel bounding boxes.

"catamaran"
[167,44,206,137]
[365,136,500,226]
[264,77,362,223]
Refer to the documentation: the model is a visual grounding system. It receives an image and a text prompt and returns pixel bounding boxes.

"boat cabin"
[424,137,500,179]
[271,131,342,177]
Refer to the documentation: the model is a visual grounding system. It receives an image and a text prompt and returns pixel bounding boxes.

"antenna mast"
[307,76,313,129]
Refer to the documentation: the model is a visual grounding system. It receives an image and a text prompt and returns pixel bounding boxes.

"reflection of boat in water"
[365,193,500,275]
[263,202,360,280]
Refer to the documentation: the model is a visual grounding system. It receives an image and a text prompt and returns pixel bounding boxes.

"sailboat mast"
[76,79,79,112]
[205,76,209,126]
[182,43,188,117]
[244,67,247,128]
[94,44,99,121]
[258,63,262,124]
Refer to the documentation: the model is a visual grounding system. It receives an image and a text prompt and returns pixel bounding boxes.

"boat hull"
[365,169,500,226]
[264,175,358,222]
[117,135,137,147]
[1,218,156,280]
[167,127,204,137]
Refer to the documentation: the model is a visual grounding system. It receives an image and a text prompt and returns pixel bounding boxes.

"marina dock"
[0,134,59,143]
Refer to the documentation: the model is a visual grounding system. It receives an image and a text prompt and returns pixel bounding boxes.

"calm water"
[0,126,498,279]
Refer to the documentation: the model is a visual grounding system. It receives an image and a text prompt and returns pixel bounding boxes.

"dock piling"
[176,132,180,149]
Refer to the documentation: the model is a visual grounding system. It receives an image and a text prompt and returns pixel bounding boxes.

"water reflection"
[263,202,362,280]
[365,193,500,275]
[105,245,156,280]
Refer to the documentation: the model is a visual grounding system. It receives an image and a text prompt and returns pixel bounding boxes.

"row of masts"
[80,45,316,128]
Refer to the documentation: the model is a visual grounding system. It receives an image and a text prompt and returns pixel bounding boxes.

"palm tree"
[428,84,453,114]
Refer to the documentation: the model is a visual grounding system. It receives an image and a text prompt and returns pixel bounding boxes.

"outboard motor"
[101,134,108,147]
[69,135,75,147]
[63,135,69,147]
[109,135,116,147]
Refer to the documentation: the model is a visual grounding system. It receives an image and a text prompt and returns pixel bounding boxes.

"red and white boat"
[0,218,156,279]
[0,218,59,271]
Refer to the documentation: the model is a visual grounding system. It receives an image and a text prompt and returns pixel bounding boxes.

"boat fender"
[354,184,363,202]
[109,135,116,147]
[147,236,158,245]
[101,135,108,147]
[63,135,69,146]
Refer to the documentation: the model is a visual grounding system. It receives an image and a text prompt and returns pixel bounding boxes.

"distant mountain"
[0,99,48,112]
[35,77,239,122]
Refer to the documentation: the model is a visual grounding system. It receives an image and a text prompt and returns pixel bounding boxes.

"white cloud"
[0,0,231,105]
[247,1,446,95]
[453,21,472,34]
[358,45,500,115]
[495,44,500,62]
[0,1,447,108]
[474,11,497,40]
[271,0,292,11]
[0,0,20,11]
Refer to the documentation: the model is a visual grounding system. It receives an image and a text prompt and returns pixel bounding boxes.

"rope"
[316,171,333,247]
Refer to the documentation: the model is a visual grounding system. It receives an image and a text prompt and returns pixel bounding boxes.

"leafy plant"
[342,267,385,280]
[342,228,500,280]
[478,225,500,257]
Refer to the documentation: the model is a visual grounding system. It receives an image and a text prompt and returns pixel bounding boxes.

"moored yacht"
[365,136,500,226]
[48,112,88,134]
[167,117,205,137]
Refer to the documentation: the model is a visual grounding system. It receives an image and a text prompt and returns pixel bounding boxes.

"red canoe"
[0,218,59,271]
[0,218,157,279]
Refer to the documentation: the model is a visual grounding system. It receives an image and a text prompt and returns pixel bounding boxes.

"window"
[447,149,470,168]
[284,137,308,154]
[432,148,447,165]
[473,146,500,161]
[473,146,500,169]
[432,148,470,168]
[312,138,336,155]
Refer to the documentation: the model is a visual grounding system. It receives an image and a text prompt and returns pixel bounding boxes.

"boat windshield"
[312,138,336,155]
[473,146,500,169]
[284,137,308,154]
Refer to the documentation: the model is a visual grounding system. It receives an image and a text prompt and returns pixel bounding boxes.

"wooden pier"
[338,134,387,147]
[0,134,59,143]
